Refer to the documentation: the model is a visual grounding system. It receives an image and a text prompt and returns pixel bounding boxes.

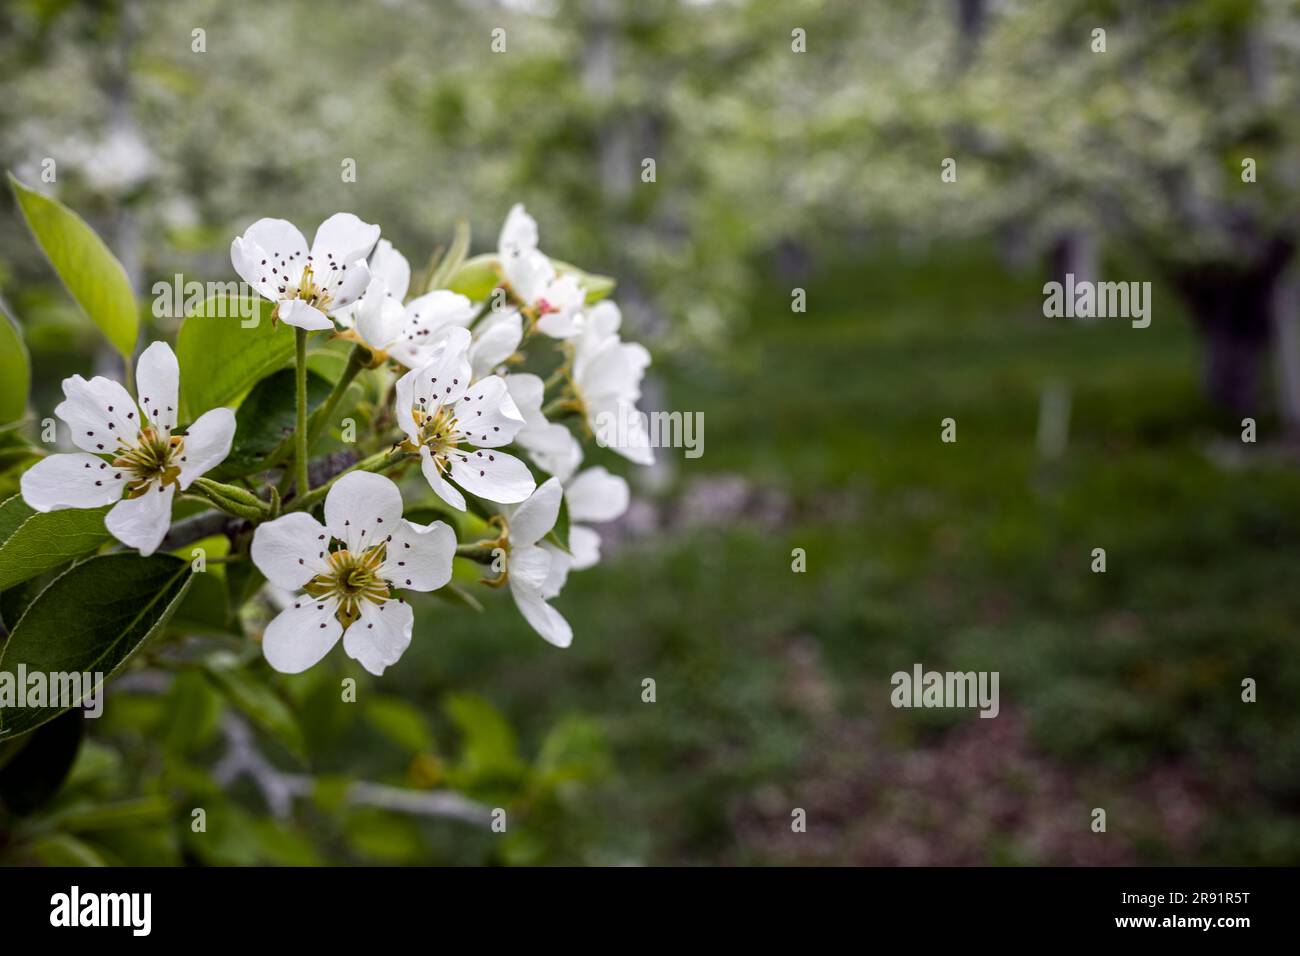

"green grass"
[403,244,1300,863]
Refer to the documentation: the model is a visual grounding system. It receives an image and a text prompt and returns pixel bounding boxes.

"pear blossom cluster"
[21,206,653,677]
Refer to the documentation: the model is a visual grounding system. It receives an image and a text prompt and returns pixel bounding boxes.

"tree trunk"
[1169,238,1293,416]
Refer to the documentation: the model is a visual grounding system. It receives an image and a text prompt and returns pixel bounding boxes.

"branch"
[213,715,491,825]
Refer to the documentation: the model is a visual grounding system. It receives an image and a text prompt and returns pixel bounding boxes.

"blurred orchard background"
[2,0,1300,865]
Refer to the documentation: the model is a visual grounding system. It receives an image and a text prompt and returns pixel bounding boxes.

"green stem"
[455,542,503,564]
[306,344,367,447]
[294,328,310,497]
[287,448,413,514]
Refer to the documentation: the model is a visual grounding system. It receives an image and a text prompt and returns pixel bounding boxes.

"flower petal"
[251,511,331,590]
[55,374,139,455]
[469,308,523,379]
[20,453,127,512]
[455,375,525,448]
[344,598,414,676]
[503,249,553,306]
[589,397,655,466]
[177,407,236,489]
[503,477,562,547]
[380,518,455,592]
[324,471,404,553]
[105,482,175,556]
[568,524,602,571]
[508,575,572,648]
[420,447,465,512]
[355,275,406,352]
[539,541,571,599]
[407,326,472,411]
[230,236,282,302]
[311,213,380,265]
[262,597,343,674]
[369,238,410,303]
[565,466,629,523]
[498,203,539,259]
[393,365,420,443]
[508,543,551,590]
[449,448,535,505]
[135,341,180,435]
[244,218,309,263]
[277,298,333,331]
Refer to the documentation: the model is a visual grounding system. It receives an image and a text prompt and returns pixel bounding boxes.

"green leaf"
[427,218,471,293]
[202,652,305,758]
[443,693,525,780]
[0,554,194,740]
[0,709,83,814]
[20,833,107,866]
[176,295,291,421]
[444,253,501,301]
[552,259,616,303]
[0,299,30,425]
[8,173,137,358]
[0,494,113,591]
[219,367,333,476]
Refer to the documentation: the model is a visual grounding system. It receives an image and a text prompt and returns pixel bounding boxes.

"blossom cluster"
[21,206,653,676]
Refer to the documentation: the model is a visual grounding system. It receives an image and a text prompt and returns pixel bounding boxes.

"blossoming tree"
[0,184,651,857]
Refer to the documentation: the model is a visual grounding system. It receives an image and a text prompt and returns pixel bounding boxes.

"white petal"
[504,373,545,424]
[509,575,572,648]
[539,541,571,599]
[355,275,405,352]
[575,339,650,404]
[455,375,525,448]
[277,299,333,331]
[449,448,534,505]
[55,375,139,455]
[405,289,477,331]
[244,218,309,263]
[469,309,523,379]
[344,599,414,676]
[230,236,282,302]
[380,518,455,592]
[407,326,472,411]
[565,466,629,523]
[177,407,236,489]
[503,249,553,306]
[135,341,180,434]
[504,477,562,547]
[526,425,582,483]
[370,238,410,303]
[509,544,551,590]
[105,482,175,556]
[20,453,127,512]
[589,397,655,466]
[314,257,371,313]
[582,300,622,341]
[324,471,404,553]
[393,365,420,443]
[534,273,586,339]
[310,213,380,267]
[568,524,602,571]
[498,203,539,258]
[262,597,343,674]
[251,511,331,590]
[420,447,465,512]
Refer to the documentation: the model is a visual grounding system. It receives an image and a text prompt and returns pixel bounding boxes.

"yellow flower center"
[303,545,389,627]
[111,426,185,498]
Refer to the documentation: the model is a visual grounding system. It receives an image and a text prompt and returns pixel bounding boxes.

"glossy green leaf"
[0,554,194,740]
[175,295,291,421]
[552,258,616,303]
[0,494,113,591]
[219,367,333,476]
[444,253,500,301]
[0,301,30,425]
[8,173,137,358]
